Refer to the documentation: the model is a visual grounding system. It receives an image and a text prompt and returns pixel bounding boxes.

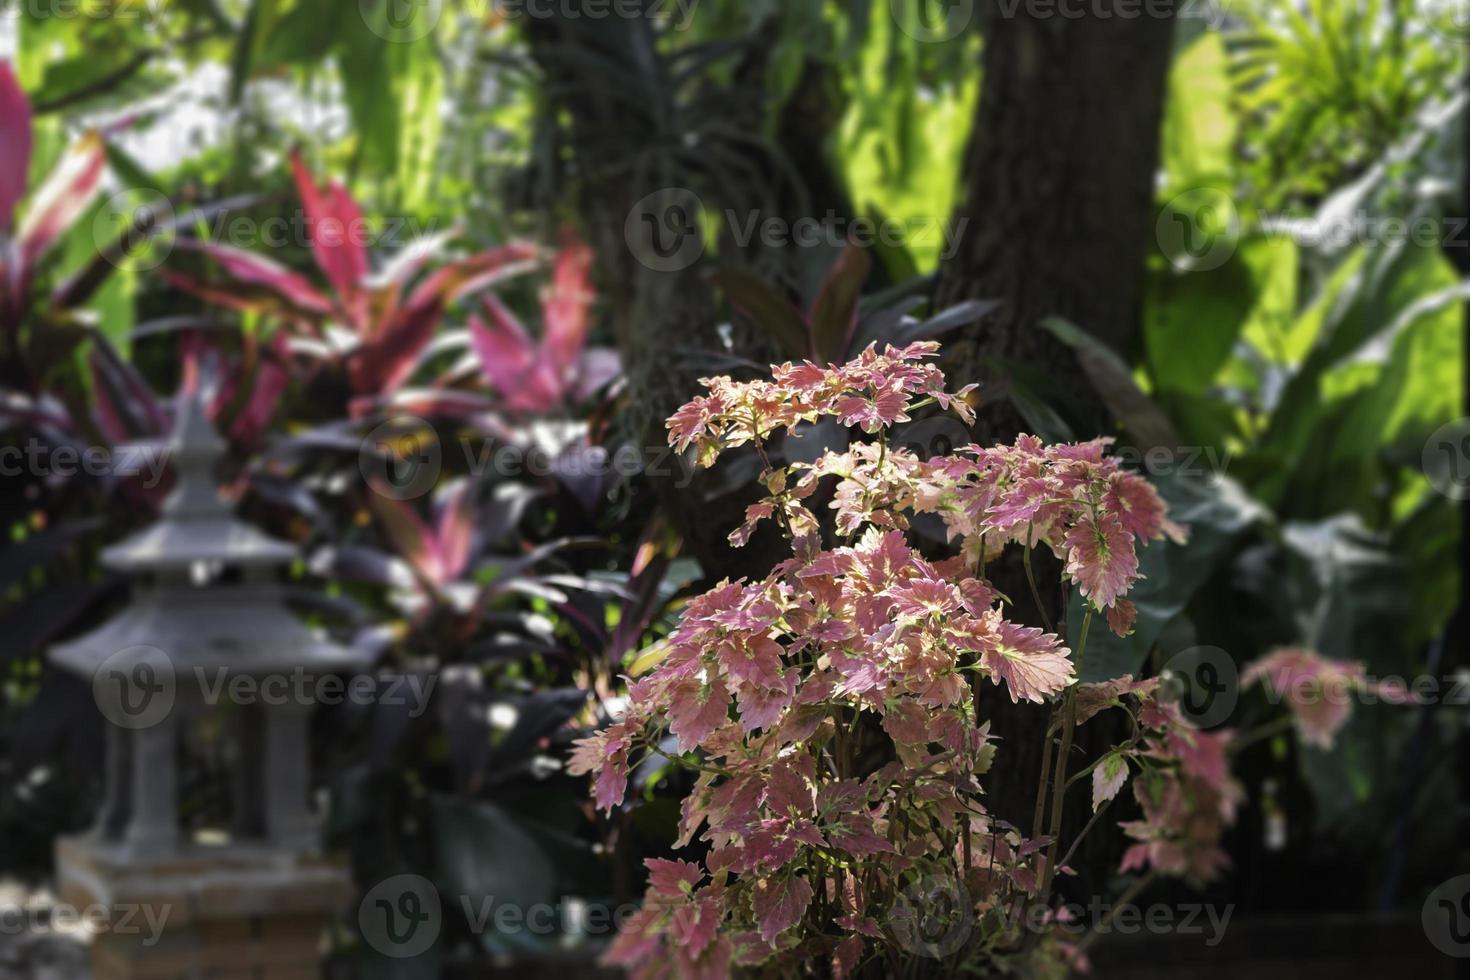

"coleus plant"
[569,342,1250,977]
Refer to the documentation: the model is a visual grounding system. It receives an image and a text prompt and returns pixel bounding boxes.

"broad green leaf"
[1143,249,1255,394]
[1161,32,1237,191]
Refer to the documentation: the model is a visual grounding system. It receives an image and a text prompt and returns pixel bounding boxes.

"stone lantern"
[50,389,368,980]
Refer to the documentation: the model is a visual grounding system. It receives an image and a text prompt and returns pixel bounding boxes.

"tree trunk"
[934,6,1177,885]
[522,9,854,580]
[936,7,1176,444]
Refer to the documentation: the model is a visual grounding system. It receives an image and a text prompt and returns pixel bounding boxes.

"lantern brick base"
[56,836,351,980]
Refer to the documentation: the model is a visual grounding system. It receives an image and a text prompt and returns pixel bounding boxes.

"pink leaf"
[981,620,1075,704]
[290,149,368,300]
[1106,598,1137,637]
[369,494,444,587]
[1063,510,1140,609]
[353,292,449,395]
[179,241,335,317]
[571,347,622,403]
[832,935,864,979]
[17,130,105,272]
[433,480,476,582]
[646,858,704,898]
[667,677,730,752]
[541,236,595,376]
[405,241,540,311]
[753,875,812,945]
[0,62,31,232]
[470,296,562,412]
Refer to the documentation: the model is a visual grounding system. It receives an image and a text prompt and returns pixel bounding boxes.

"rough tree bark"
[934,5,1178,878]
[523,8,852,581]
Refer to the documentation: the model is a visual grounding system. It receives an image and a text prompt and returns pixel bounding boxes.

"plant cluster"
[572,343,1250,977]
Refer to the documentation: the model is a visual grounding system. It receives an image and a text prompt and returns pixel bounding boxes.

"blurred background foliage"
[0,0,1464,973]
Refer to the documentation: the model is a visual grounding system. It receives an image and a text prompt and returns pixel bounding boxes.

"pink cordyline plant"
[0,61,107,330]
[569,342,1247,977]
[469,234,620,415]
[165,149,538,407]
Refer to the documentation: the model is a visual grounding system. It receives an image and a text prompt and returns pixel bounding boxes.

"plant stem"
[1022,538,1053,633]
[1056,796,1113,874]
[1031,725,1055,842]
[1227,714,1296,755]
[1039,608,1093,900]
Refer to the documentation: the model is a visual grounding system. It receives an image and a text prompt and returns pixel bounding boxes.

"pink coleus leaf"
[1063,509,1140,609]
[1092,752,1129,811]
[289,149,368,300]
[1242,647,1368,750]
[719,634,785,690]
[0,62,31,232]
[646,858,704,898]
[752,874,812,945]
[670,892,722,960]
[567,722,633,812]
[1103,470,1169,541]
[981,620,1075,704]
[1106,598,1137,637]
[832,935,865,979]
[668,677,731,752]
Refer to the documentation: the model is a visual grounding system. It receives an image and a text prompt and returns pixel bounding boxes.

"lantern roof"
[102,387,298,573]
[49,386,370,680]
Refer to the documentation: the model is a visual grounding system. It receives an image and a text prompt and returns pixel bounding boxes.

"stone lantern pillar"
[49,390,369,980]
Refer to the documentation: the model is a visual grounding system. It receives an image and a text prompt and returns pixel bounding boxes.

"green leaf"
[1143,248,1256,394]
[1161,32,1237,191]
